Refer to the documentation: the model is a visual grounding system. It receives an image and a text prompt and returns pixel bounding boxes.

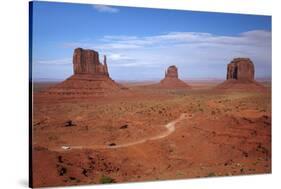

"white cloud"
[108,53,134,61]
[92,5,119,13]
[35,58,72,65]
[99,30,270,47]
[60,30,271,80]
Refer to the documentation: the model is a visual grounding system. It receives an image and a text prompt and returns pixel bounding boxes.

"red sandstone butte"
[46,48,126,97]
[159,65,190,89]
[73,48,109,76]
[216,58,266,91]
[226,58,254,81]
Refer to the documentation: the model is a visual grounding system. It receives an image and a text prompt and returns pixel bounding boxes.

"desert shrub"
[99,175,115,184]
[207,172,216,177]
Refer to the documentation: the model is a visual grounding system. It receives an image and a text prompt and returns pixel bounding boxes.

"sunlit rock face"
[226,58,254,81]
[73,48,109,76]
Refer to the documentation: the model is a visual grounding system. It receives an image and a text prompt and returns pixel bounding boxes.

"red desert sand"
[32,49,271,187]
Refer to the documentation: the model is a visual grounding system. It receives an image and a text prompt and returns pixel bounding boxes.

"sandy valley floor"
[32,81,271,187]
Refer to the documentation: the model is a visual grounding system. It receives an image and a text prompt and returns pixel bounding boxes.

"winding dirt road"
[54,113,191,151]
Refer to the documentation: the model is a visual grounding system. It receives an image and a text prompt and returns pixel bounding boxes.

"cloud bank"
[36,30,271,81]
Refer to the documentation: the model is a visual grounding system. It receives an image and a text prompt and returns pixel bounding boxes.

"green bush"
[99,175,115,184]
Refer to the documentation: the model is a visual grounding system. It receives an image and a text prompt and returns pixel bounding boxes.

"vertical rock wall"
[226,58,255,81]
[73,48,109,76]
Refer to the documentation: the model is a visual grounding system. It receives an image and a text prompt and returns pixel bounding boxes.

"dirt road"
[53,113,190,151]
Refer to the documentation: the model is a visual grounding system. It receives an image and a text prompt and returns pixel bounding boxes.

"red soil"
[215,79,267,92]
[41,74,127,97]
[31,82,271,187]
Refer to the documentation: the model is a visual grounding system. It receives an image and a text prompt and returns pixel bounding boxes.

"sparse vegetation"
[33,81,271,187]
[99,175,115,184]
[207,172,216,177]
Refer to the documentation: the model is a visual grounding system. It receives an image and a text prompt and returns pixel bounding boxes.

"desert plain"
[32,78,271,187]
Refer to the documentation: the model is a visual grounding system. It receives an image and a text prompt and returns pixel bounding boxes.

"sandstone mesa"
[159,65,191,89]
[45,48,126,97]
[216,58,266,91]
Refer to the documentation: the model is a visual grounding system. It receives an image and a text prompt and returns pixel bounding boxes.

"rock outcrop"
[165,65,179,78]
[159,65,190,89]
[226,58,254,81]
[46,48,126,97]
[73,48,109,76]
[216,58,265,91]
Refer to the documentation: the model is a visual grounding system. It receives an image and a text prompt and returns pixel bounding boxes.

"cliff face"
[73,48,109,76]
[226,58,254,81]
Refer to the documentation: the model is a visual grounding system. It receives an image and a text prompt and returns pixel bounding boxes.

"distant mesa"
[159,65,191,89]
[215,58,266,91]
[165,65,179,78]
[46,48,126,97]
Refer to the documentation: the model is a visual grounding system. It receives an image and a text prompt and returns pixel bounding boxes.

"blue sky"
[31,1,271,81]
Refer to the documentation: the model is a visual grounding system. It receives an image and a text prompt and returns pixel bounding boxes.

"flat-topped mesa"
[165,65,178,78]
[44,48,127,97]
[215,58,265,91]
[226,58,254,81]
[159,65,190,89]
[73,48,109,76]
